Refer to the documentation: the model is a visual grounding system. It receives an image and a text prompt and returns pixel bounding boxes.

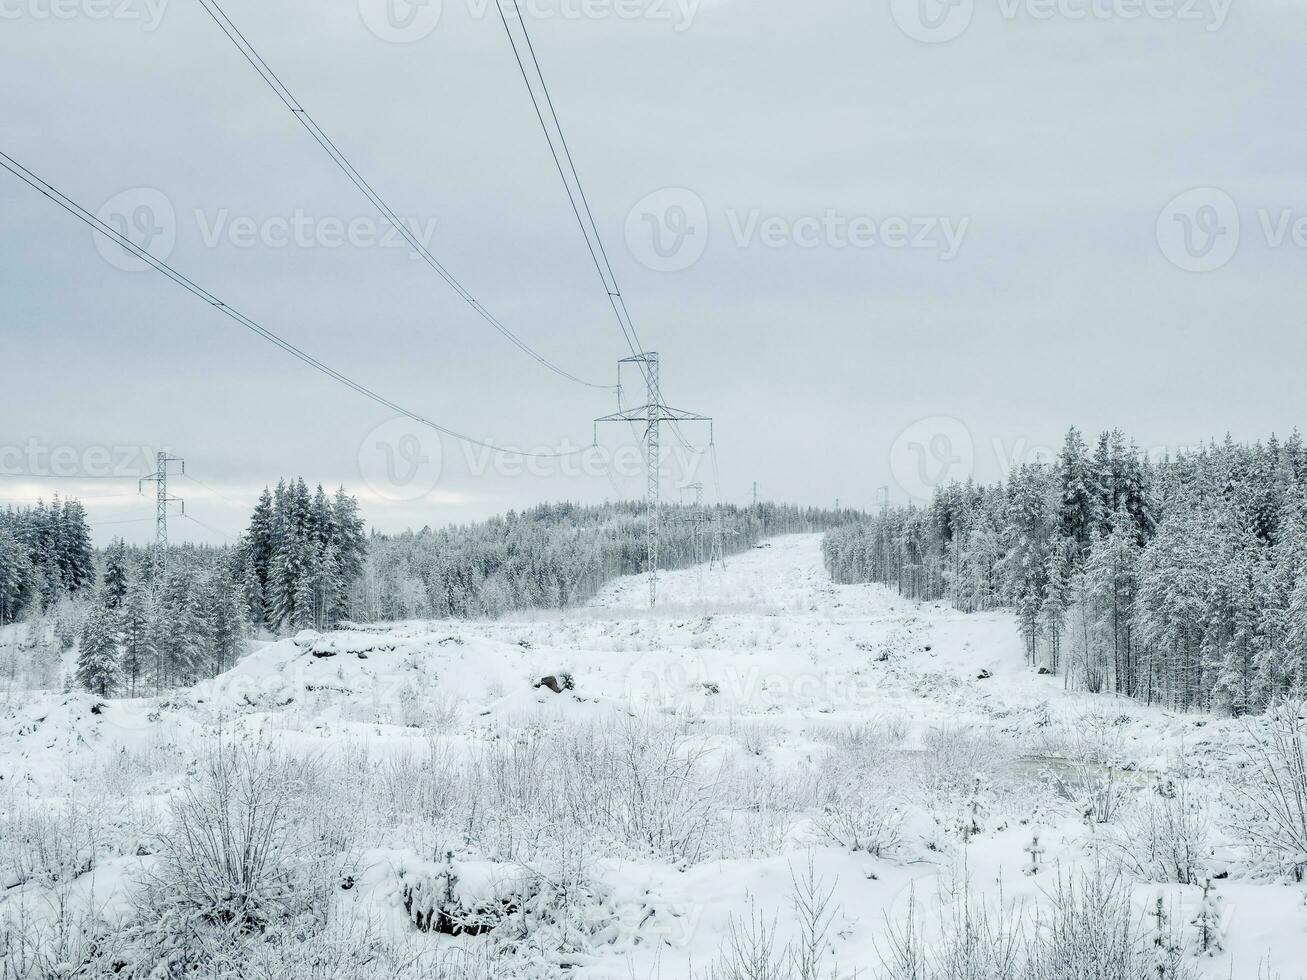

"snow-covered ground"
[1,535,1302,978]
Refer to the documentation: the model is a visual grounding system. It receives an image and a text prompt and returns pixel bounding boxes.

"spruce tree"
[101,538,131,614]
[120,582,152,698]
[76,603,120,697]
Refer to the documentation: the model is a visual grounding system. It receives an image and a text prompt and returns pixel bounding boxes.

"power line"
[493,0,645,364]
[0,149,588,462]
[193,0,612,392]
[183,512,240,542]
[0,472,143,482]
[494,2,709,457]
[181,471,248,509]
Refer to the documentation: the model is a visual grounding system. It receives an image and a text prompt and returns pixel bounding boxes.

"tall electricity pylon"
[140,451,184,590]
[595,353,711,608]
[680,482,707,598]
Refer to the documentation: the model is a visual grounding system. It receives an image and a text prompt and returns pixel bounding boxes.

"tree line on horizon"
[5,487,854,698]
[823,427,1307,714]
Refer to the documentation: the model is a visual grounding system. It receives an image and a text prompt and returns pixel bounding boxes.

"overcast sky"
[2,0,1304,545]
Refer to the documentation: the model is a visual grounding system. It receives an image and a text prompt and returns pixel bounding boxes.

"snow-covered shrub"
[557,716,724,863]
[1230,703,1307,880]
[815,733,904,855]
[1038,709,1131,824]
[876,863,1198,980]
[1189,876,1224,956]
[0,902,129,980]
[732,719,784,757]
[130,737,334,973]
[818,714,909,753]
[720,759,818,858]
[395,830,661,967]
[1024,830,1045,876]
[376,737,465,830]
[917,727,1011,847]
[875,884,1023,980]
[0,792,98,890]
[1022,866,1198,980]
[698,861,838,980]
[399,852,524,936]
[1108,776,1211,884]
[697,903,790,980]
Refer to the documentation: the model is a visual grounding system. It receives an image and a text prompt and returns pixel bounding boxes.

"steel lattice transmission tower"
[680,482,707,597]
[596,353,711,608]
[139,451,185,591]
[708,514,735,571]
[680,482,706,565]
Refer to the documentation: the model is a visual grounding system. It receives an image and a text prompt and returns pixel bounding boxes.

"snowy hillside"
[1,535,1300,978]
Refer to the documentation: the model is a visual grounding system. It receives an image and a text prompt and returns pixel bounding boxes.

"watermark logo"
[625,187,709,273]
[358,0,443,43]
[0,441,156,479]
[0,0,169,30]
[92,189,439,270]
[1157,188,1307,273]
[193,208,438,254]
[624,190,969,272]
[358,418,445,502]
[889,416,975,503]
[726,209,968,259]
[890,0,974,43]
[94,187,176,273]
[890,0,1231,43]
[356,419,710,501]
[1156,187,1239,273]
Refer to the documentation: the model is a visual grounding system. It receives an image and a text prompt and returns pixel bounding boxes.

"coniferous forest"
[1,489,848,698]
[823,428,1307,714]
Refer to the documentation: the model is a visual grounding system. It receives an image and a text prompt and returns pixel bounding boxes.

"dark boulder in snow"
[977,668,994,680]
[534,673,574,694]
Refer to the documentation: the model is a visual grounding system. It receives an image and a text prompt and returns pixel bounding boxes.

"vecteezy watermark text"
[0,441,157,480]
[1156,187,1307,273]
[888,416,1203,503]
[357,418,707,502]
[726,209,969,259]
[357,0,700,44]
[889,0,1231,44]
[0,0,168,30]
[93,187,439,273]
[624,187,969,272]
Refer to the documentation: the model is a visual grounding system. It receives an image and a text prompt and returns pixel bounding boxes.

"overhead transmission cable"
[0,150,587,462]
[493,0,645,365]
[181,471,248,509]
[183,512,240,541]
[193,0,611,391]
[0,472,144,482]
[494,0,708,457]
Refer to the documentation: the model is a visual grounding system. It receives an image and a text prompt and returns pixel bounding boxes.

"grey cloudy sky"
[2,0,1304,545]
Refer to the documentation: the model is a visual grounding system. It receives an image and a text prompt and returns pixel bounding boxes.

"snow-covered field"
[2,534,1302,978]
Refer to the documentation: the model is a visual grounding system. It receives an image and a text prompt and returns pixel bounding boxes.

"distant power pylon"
[680,482,707,564]
[709,514,736,571]
[877,485,890,516]
[680,482,707,597]
[139,451,184,590]
[595,353,711,608]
